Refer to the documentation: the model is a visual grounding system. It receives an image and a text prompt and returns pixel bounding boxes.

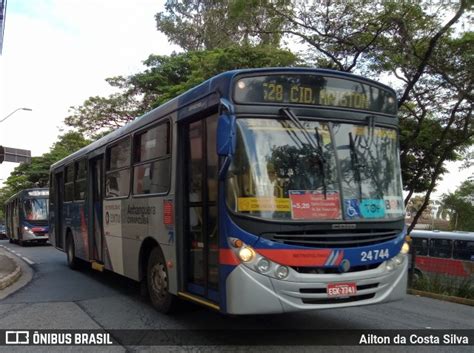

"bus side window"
[429,239,453,259]
[74,159,87,201]
[453,240,474,261]
[412,237,428,256]
[133,121,171,195]
[106,138,131,198]
[64,165,74,202]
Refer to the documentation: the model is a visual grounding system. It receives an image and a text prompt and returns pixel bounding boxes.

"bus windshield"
[23,198,49,221]
[226,118,404,221]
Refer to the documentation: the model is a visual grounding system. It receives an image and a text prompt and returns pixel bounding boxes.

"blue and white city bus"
[49,68,409,314]
[5,188,50,246]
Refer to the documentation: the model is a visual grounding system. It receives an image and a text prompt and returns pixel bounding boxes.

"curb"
[408,289,474,306]
[0,254,22,290]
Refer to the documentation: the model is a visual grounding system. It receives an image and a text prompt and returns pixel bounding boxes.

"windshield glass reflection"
[23,198,49,221]
[226,118,403,221]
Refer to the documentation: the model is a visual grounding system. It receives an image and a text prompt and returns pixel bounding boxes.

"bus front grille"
[299,283,379,294]
[302,293,375,305]
[262,229,399,248]
[28,220,48,226]
[292,263,380,274]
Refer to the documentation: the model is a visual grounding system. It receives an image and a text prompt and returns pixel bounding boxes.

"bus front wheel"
[147,247,176,314]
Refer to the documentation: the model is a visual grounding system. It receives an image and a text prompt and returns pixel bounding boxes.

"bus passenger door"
[54,172,64,249]
[89,156,104,263]
[183,114,219,303]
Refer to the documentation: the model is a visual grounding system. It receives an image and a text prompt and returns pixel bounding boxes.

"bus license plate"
[327,282,357,297]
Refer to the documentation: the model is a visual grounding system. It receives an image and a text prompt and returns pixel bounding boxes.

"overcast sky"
[0,0,472,199]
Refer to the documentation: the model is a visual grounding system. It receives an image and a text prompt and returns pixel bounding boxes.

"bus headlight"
[275,266,289,279]
[23,226,34,235]
[401,242,410,255]
[256,258,270,273]
[228,237,292,280]
[238,247,255,262]
[393,254,404,265]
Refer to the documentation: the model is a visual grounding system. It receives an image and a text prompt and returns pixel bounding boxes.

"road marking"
[21,256,35,265]
[0,244,35,265]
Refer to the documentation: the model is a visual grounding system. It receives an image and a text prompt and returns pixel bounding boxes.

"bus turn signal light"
[232,239,243,248]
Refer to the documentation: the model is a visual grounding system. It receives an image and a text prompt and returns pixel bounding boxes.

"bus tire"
[147,247,176,314]
[66,234,79,270]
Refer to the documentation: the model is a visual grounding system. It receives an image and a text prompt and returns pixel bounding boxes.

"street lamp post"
[0,107,32,124]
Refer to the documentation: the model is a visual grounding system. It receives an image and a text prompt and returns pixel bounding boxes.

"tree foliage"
[65,46,299,136]
[439,181,474,231]
[155,0,287,50]
[64,0,473,231]
[0,132,90,219]
[226,0,472,231]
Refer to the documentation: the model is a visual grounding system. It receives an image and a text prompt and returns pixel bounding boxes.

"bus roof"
[5,188,49,204]
[409,229,474,241]
[51,67,397,170]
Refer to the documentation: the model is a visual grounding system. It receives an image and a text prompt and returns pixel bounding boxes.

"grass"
[410,274,474,299]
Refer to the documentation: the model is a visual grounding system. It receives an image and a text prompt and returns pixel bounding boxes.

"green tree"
[66,1,473,233]
[155,0,287,50]
[440,181,474,231]
[0,132,90,219]
[65,46,299,136]
[243,0,473,231]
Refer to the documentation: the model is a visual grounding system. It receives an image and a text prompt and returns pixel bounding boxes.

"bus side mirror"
[216,113,236,156]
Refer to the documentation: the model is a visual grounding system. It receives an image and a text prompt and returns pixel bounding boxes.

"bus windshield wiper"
[280,108,327,197]
[349,132,363,200]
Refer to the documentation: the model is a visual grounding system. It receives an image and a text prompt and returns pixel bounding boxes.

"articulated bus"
[409,230,474,280]
[4,188,50,246]
[49,68,409,314]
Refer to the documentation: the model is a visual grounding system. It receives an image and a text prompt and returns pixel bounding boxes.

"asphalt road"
[0,239,473,353]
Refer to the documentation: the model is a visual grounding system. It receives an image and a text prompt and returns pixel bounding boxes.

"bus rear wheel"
[66,235,79,270]
[147,247,176,314]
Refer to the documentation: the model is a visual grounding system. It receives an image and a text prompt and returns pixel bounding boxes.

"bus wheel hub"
[151,264,168,298]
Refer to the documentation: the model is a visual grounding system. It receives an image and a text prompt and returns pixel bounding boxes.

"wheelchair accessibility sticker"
[344,199,361,219]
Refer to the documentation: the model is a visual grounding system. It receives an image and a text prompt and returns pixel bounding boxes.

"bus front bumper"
[225,256,408,314]
[22,231,49,242]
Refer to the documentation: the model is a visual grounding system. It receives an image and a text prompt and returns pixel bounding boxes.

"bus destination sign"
[234,74,397,114]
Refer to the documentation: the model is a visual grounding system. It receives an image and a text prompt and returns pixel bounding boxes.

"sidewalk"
[0,248,22,290]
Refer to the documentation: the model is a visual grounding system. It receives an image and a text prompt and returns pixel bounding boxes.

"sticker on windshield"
[383,196,404,214]
[319,124,331,145]
[237,197,291,212]
[344,199,362,219]
[289,190,342,220]
[360,199,385,218]
[353,126,396,140]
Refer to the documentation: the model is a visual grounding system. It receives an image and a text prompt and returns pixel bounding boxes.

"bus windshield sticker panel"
[383,196,404,214]
[359,199,385,218]
[234,74,397,114]
[237,197,291,212]
[289,190,342,220]
[344,199,362,219]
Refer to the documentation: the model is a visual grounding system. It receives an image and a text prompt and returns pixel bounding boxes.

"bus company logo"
[292,253,326,259]
[5,331,29,345]
[332,223,356,230]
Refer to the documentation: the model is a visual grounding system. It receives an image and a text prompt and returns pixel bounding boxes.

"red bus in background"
[409,230,474,279]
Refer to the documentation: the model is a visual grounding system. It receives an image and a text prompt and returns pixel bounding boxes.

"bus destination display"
[234,74,397,114]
